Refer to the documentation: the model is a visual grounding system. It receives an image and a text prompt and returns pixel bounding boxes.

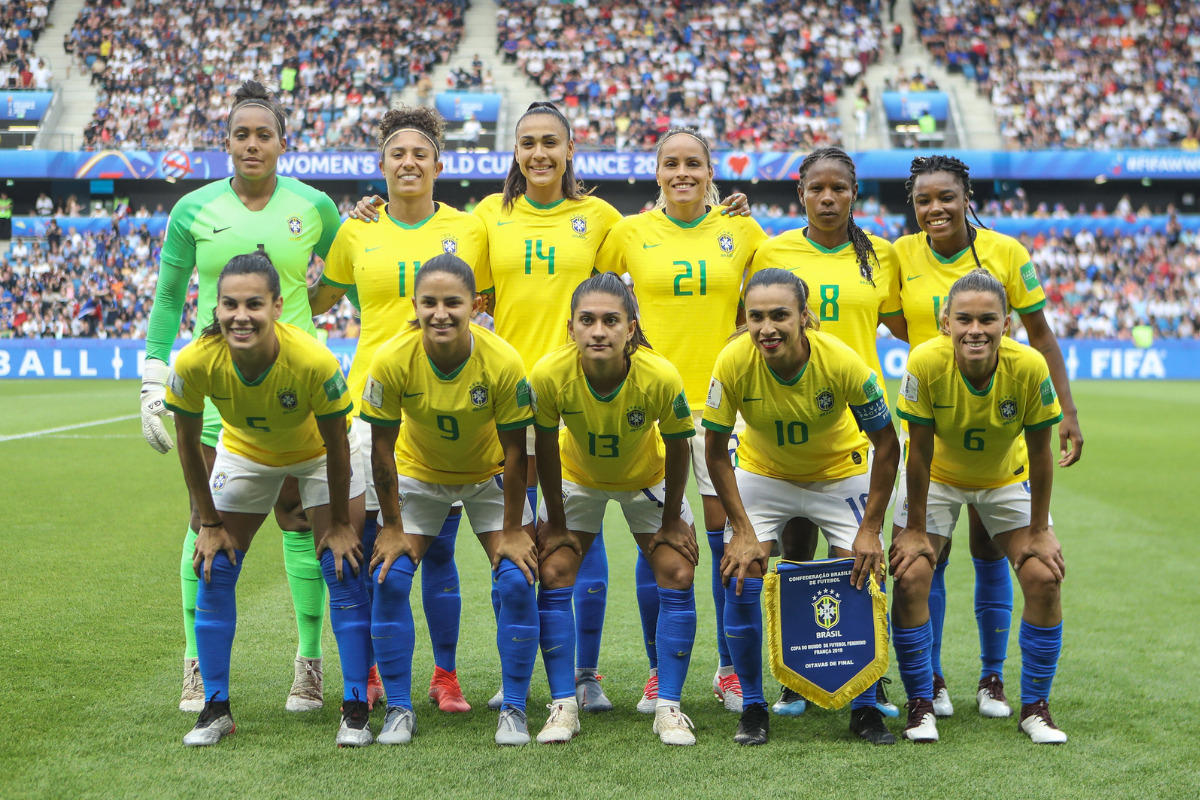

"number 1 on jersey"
[673,260,707,296]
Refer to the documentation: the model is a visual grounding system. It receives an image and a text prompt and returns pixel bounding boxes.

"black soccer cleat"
[850,706,896,745]
[733,702,769,746]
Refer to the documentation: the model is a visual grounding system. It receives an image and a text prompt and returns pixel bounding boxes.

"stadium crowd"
[496,0,882,150]
[911,0,1200,149]
[66,0,467,151]
[2,0,53,87]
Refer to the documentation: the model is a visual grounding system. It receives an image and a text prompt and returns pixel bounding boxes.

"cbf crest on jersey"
[626,406,646,429]
[571,215,588,238]
[288,215,303,237]
[998,395,1019,423]
[815,387,836,415]
[717,231,735,255]
[278,388,299,412]
[441,235,459,255]
[469,381,489,408]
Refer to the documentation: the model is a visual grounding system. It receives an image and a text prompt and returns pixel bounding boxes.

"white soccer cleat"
[180,657,205,713]
[653,705,696,746]
[536,701,581,744]
[637,671,659,714]
[496,706,531,746]
[377,706,417,745]
[713,669,743,712]
[977,674,1014,718]
[183,700,234,747]
[336,699,373,748]
[902,698,939,743]
[932,673,954,717]
[286,657,324,711]
[1020,700,1068,744]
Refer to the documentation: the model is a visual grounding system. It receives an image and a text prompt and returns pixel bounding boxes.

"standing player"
[594,127,765,715]
[894,155,1082,719]
[746,146,905,719]
[309,106,487,713]
[890,269,1067,744]
[165,253,367,747]
[361,255,539,746]
[530,273,699,746]
[704,269,900,746]
[139,81,342,713]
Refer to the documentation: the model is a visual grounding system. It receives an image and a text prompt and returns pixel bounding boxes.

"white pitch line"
[0,414,139,442]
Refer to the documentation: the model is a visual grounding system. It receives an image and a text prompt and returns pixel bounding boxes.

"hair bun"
[235,80,274,104]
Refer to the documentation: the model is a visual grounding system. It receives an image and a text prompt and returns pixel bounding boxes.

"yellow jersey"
[473,193,622,371]
[896,336,1062,489]
[321,203,490,416]
[164,322,351,467]
[893,227,1047,348]
[748,227,900,389]
[702,330,890,482]
[529,344,695,491]
[360,324,533,484]
[594,207,767,412]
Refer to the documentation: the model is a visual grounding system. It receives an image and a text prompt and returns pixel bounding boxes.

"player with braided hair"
[892,154,1083,723]
[745,145,905,735]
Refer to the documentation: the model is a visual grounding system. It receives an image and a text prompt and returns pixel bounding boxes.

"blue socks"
[421,512,462,672]
[723,577,765,707]
[707,530,733,667]
[655,587,696,704]
[360,515,378,602]
[494,560,538,711]
[634,551,659,668]
[974,556,1013,681]
[371,557,417,710]
[929,559,948,676]
[537,586,576,700]
[574,530,607,669]
[893,620,935,701]
[320,549,371,703]
[1019,620,1062,704]
[194,550,245,703]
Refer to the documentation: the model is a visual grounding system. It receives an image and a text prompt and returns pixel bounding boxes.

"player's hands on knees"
[140,358,174,453]
[493,527,539,585]
[536,520,581,563]
[370,523,419,582]
[1014,525,1065,583]
[850,525,884,590]
[193,523,237,583]
[318,521,363,581]
[721,529,767,597]
[348,195,385,222]
[719,192,750,217]
[888,527,935,582]
[1058,411,1084,467]
[647,518,699,566]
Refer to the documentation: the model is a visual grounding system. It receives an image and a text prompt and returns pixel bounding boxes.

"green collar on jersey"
[584,373,627,403]
[523,195,567,211]
[802,227,852,255]
[386,202,438,230]
[662,209,709,229]
[958,365,996,396]
[426,333,475,381]
[231,355,277,387]
[766,359,807,386]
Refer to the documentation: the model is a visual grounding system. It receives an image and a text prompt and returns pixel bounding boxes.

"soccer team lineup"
[136,84,1080,751]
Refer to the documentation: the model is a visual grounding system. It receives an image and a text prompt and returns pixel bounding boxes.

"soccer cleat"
[733,703,769,745]
[428,666,471,713]
[902,698,939,743]
[367,665,386,710]
[180,657,205,713]
[771,686,807,717]
[1019,700,1067,744]
[536,701,581,744]
[336,697,373,748]
[637,671,659,714]
[377,706,416,745]
[653,705,696,746]
[286,657,324,712]
[850,706,896,745]
[496,706,531,746]
[488,684,532,711]
[932,673,954,717]
[875,676,900,717]
[976,674,1013,718]
[713,670,744,713]
[575,671,613,713]
[183,698,234,746]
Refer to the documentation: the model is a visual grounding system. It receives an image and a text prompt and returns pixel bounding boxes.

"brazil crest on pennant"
[763,558,888,709]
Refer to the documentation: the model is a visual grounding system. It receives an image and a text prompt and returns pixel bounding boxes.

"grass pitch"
[0,379,1197,799]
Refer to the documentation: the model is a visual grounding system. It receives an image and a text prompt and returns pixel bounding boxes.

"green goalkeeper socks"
[180,527,200,660]
[282,529,326,659]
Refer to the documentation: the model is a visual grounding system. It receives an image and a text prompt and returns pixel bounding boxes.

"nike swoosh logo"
[443,584,459,593]
[544,645,563,652]
[727,633,748,639]
[741,397,762,402]
[995,628,1009,633]
[511,636,536,642]
[643,243,662,249]
[932,403,953,409]
[906,275,922,281]
[403,391,424,398]
[1032,677,1045,683]
[497,221,516,226]
[675,651,690,658]
[365,246,382,253]
[561,409,583,415]
[211,395,231,400]
[212,226,231,234]
[587,586,603,593]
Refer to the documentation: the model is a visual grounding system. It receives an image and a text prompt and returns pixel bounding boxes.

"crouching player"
[167,252,368,747]
[890,269,1067,744]
[530,273,699,745]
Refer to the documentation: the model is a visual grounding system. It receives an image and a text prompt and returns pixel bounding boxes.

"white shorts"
[350,417,380,511]
[538,478,695,535]
[209,441,367,515]
[724,467,878,556]
[892,478,1052,539]
[690,410,744,496]
[390,473,534,537]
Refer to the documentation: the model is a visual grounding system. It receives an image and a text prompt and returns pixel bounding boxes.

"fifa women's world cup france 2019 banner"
[763,559,888,709]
